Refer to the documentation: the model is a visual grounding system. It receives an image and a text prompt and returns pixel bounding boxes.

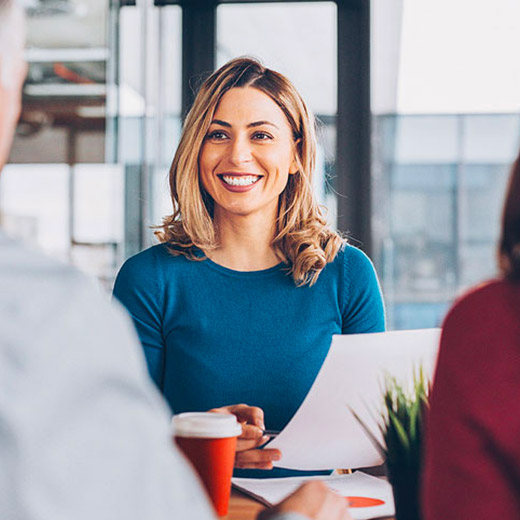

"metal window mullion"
[181,1,216,118]
[336,0,371,255]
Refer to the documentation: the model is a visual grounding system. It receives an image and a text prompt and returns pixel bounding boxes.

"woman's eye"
[206,130,228,140]
[252,132,273,141]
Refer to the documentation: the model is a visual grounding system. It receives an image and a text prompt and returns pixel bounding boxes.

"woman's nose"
[227,136,253,166]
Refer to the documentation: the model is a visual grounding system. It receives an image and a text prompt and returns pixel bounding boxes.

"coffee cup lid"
[173,412,242,439]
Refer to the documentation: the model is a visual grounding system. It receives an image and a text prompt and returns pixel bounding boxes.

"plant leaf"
[388,407,410,453]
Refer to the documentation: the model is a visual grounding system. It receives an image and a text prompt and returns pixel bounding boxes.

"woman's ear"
[289,140,301,175]
[289,158,299,175]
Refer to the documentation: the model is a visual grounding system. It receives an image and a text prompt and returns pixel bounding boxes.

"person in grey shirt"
[0,2,351,519]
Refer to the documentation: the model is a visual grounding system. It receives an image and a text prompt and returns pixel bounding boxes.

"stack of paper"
[233,472,395,520]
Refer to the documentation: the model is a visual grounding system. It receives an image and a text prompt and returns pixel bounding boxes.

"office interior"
[3,0,520,330]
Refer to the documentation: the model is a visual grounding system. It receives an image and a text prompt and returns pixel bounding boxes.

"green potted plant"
[352,368,430,520]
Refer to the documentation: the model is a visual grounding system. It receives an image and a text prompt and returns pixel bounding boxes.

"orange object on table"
[174,412,241,517]
[177,436,237,516]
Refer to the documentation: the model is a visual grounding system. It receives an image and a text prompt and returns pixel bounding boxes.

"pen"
[262,429,280,438]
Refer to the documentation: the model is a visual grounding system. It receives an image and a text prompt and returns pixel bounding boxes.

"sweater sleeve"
[113,249,165,390]
[341,246,386,334]
[422,286,520,519]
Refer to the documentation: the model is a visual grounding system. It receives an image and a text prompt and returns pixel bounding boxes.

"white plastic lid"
[173,412,242,439]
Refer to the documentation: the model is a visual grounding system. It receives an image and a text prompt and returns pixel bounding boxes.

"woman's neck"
[206,212,280,271]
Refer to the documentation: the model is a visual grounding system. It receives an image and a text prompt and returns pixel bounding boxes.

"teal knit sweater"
[114,243,385,476]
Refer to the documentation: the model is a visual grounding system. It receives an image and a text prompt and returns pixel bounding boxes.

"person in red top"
[422,151,520,518]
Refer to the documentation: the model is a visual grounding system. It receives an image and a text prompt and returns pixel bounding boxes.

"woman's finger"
[235,460,275,470]
[239,423,265,440]
[232,404,265,429]
[208,404,265,429]
[236,448,282,466]
[237,435,270,452]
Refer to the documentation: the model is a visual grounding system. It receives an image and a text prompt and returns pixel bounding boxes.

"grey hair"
[0,0,25,89]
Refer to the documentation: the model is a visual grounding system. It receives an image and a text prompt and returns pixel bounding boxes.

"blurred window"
[114,5,182,256]
[372,0,520,329]
[373,114,520,329]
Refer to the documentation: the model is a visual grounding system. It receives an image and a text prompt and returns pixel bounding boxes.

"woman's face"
[199,86,298,224]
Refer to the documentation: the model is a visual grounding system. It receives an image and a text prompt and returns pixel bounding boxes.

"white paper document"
[268,328,441,470]
[233,471,395,520]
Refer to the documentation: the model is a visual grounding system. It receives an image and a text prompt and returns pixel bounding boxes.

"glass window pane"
[111,5,182,254]
[394,116,459,164]
[459,163,511,287]
[462,115,520,164]
[73,164,124,244]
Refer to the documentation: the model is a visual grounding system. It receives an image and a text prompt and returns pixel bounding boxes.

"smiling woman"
[113,57,385,479]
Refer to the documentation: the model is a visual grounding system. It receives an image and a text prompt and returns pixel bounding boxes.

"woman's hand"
[258,480,352,520]
[208,404,282,470]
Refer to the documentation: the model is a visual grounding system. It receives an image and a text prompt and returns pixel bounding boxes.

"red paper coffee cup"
[173,412,241,516]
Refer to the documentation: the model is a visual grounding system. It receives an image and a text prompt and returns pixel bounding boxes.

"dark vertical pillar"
[336,0,372,255]
[181,0,217,118]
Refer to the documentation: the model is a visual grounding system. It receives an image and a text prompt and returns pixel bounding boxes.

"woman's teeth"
[221,175,260,186]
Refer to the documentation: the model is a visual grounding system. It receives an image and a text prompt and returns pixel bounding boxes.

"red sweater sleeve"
[422,281,520,519]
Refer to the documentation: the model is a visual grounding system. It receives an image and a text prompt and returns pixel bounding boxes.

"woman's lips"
[217,174,262,192]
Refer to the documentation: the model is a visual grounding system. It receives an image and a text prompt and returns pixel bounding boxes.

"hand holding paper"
[209,404,281,469]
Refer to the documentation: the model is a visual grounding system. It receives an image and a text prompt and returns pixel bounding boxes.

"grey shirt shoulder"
[0,232,215,520]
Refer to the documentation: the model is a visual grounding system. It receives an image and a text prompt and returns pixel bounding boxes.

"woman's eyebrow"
[210,119,231,127]
[248,120,279,129]
[209,119,279,129]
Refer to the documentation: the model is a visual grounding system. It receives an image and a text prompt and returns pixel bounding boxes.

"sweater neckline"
[201,256,286,278]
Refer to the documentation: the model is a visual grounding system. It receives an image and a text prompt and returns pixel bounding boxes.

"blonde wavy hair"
[156,57,344,286]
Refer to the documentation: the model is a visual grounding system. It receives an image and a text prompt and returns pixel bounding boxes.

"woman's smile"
[218,173,263,191]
